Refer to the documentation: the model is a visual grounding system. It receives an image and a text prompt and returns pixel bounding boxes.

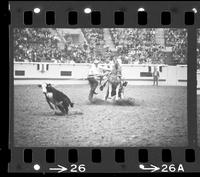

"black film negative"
[7,1,200,174]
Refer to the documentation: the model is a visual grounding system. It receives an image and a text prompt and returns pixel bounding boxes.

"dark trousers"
[88,77,98,92]
[153,76,159,86]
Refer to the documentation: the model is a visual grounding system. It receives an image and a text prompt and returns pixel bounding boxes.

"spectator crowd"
[14,28,187,65]
[14,28,59,62]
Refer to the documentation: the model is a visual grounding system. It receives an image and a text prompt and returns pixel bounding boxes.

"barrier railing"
[13,62,187,86]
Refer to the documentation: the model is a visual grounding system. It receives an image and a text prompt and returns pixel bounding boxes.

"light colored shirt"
[153,70,159,77]
[88,64,101,76]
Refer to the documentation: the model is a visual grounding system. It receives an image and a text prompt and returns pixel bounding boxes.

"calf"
[39,83,74,115]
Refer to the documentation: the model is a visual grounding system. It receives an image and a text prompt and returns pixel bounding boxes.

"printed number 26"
[70,164,86,173]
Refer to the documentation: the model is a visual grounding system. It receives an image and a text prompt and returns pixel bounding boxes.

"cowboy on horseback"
[107,57,122,100]
[99,56,123,99]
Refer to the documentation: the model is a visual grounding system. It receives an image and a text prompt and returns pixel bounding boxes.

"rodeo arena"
[13,28,188,147]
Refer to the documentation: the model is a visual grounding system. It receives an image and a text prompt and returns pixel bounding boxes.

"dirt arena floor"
[197,96,200,147]
[14,84,188,147]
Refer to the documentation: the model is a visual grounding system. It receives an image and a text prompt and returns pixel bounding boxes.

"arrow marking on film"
[139,164,160,172]
[49,165,68,173]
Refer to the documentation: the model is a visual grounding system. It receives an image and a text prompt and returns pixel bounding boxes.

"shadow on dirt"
[88,97,138,106]
[87,98,111,105]
[69,110,84,115]
[114,98,137,106]
[54,110,84,116]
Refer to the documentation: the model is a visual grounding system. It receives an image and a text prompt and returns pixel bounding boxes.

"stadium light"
[84,8,92,14]
[34,8,41,14]
[138,7,145,12]
[192,8,198,14]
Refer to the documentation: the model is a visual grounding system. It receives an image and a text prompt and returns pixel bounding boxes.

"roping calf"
[38,83,74,115]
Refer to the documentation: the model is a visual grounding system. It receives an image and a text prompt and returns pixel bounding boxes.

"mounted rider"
[107,57,123,99]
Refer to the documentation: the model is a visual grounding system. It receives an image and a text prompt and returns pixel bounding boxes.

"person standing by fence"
[152,66,160,86]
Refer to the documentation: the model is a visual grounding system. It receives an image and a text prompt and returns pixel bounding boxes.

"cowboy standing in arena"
[88,60,102,96]
[152,66,160,86]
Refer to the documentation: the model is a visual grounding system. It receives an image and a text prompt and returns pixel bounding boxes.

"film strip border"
[8,148,200,173]
[16,7,200,26]
[6,0,200,174]
[9,1,200,27]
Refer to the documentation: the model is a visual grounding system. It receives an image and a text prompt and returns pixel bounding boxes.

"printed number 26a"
[161,164,184,172]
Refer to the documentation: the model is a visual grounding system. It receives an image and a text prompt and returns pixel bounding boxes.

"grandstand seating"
[14,28,187,65]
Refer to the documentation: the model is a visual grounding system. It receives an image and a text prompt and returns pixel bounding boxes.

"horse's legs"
[105,87,109,100]
[121,88,125,99]
[120,81,125,99]
[115,84,120,100]
[108,83,112,98]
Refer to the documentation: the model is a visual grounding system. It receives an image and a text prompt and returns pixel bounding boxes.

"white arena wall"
[13,62,187,86]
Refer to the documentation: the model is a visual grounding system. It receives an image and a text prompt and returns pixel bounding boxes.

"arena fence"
[13,62,187,86]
